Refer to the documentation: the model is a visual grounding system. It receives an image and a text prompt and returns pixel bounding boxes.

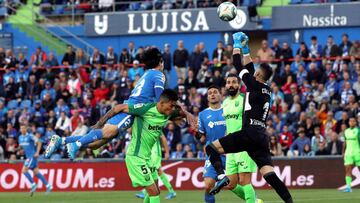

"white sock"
[75,141,82,147]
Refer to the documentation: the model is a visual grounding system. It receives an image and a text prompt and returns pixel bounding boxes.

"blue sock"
[23,172,34,184]
[205,193,215,203]
[36,173,49,186]
[77,129,103,147]
[64,136,83,144]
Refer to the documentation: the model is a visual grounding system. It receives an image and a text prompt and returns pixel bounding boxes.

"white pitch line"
[266,196,360,203]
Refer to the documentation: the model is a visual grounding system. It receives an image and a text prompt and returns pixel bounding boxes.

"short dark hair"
[226,73,240,83]
[311,36,317,40]
[160,89,178,102]
[343,33,349,38]
[207,85,220,92]
[259,63,273,81]
[143,47,162,69]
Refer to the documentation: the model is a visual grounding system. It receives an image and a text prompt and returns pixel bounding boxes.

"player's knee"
[21,167,28,173]
[260,165,274,176]
[227,181,236,190]
[157,169,163,176]
[205,144,217,156]
[32,168,39,175]
[204,183,214,193]
[147,186,160,196]
[239,178,250,186]
[102,125,117,139]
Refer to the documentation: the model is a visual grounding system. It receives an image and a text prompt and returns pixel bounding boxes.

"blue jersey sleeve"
[154,71,165,90]
[198,112,205,134]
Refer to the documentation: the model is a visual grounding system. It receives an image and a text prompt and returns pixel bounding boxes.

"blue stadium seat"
[7,100,19,109]
[20,99,32,109]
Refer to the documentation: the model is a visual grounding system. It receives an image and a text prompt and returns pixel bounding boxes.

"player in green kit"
[222,73,262,203]
[135,135,176,199]
[342,116,360,193]
[110,89,192,203]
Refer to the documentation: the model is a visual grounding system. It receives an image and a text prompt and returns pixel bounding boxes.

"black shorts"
[219,127,273,169]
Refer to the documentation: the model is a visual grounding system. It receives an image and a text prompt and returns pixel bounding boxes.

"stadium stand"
[0,32,359,159]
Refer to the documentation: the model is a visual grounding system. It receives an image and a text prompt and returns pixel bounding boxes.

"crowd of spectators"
[39,0,232,15]
[0,32,360,161]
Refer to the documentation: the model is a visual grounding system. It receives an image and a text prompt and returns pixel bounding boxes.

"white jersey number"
[131,79,145,97]
[262,102,270,121]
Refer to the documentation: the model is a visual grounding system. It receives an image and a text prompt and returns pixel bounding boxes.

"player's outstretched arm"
[35,139,42,158]
[92,104,129,129]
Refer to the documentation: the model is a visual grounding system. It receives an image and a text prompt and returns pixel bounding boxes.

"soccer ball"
[217,2,237,22]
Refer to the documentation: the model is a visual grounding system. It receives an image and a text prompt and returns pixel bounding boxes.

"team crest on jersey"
[134,103,144,109]
[161,75,166,83]
[145,175,151,181]
[235,101,239,107]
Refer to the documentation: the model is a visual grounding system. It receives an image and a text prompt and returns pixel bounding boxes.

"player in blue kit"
[18,124,52,196]
[197,85,226,203]
[45,47,166,159]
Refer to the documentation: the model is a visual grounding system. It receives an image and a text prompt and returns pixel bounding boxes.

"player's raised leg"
[67,113,132,159]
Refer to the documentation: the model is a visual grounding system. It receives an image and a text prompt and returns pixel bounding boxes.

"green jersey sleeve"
[128,103,157,116]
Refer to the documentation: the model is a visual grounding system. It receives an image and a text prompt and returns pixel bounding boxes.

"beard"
[227,87,238,96]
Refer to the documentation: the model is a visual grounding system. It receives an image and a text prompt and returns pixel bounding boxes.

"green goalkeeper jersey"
[222,93,244,134]
[344,127,360,156]
[126,103,169,160]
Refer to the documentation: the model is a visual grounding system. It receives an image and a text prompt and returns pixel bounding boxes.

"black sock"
[205,144,225,175]
[264,172,293,203]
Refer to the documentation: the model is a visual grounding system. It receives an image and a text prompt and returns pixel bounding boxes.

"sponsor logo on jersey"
[148,125,163,131]
[208,121,226,128]
[134,103,144,109]
[224,114,240,120]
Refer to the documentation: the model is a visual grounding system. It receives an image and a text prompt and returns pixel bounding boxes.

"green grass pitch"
[0,189,358,203]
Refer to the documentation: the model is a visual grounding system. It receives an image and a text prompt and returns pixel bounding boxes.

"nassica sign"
[84,8,256,36]
[272,3,360,29]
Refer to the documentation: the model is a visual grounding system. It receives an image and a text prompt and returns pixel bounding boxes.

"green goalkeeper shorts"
[226,152,257,175]
[125,155,156,187]
[344,154,360,166]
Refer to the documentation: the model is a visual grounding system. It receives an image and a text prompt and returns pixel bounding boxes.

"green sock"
[144,194,150,203]
[231,184,245,200]
[149,195,160,203]
[243,184,256,203]
[160,173,174,193]
[346,176,352,188]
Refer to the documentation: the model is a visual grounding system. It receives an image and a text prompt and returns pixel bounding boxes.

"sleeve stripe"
[154,85,164,89]
[239,69,249,79]
[198,130,204,133]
